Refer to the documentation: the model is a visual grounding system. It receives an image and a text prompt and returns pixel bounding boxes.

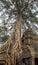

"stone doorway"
[0,63,5,65]
[16,58,30,65]
[0,61,6,65]
[22,58,30,65]
[35,58,38,65]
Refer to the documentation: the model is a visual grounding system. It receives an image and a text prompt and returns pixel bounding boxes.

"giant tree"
[0,0,38,64]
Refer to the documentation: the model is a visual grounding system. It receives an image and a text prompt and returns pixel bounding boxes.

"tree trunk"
[13,16,22,58]
[11,15,22,65]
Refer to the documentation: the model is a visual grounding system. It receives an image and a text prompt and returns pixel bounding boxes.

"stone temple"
[0,28,38,65]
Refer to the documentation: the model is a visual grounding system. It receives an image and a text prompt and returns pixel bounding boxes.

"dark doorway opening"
[35,58,38,65]
[0,63,5,65]
[16,58,30,65]
[16,59,19,65]
[22,58,30,65]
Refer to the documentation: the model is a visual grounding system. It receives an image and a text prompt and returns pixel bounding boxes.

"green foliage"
[2,26,7,31]
[0,26,7,31]
[2,35,9,42]
[0,27,2,32]
[0,26,7,33]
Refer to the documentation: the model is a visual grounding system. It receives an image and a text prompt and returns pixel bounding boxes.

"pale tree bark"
[13,15,22,58]
[10,15,23,65]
